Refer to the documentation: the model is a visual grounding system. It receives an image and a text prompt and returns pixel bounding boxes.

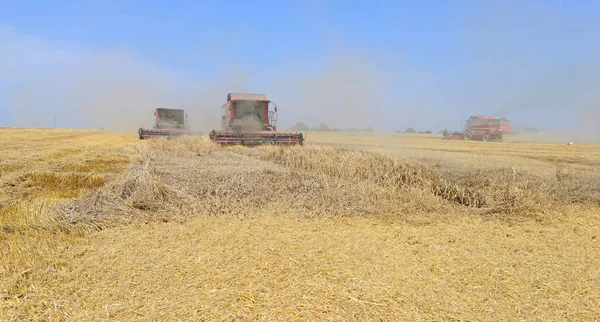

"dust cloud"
[490,67,600,144]
[271,53,395,131]
[0,27,399,134]
[0,28,229,134]
[2,1,600,142]
[456,1,600,144]
[6,88,43,128]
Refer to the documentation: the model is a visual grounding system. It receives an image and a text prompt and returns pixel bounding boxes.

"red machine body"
[444,115,512,141]
[209,93,304,146]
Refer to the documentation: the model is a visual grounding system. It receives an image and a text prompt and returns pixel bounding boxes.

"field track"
[1,128,599,320]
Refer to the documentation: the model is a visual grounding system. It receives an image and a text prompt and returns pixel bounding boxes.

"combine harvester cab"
[139,108,201,140]
[209,93,304,146]
[444,115,512,141]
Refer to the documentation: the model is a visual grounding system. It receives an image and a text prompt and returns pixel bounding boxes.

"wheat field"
[1,128,599,321]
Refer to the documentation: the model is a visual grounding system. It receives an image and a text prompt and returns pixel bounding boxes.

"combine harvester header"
[444,115,512,142]
[139,108,202,139]
[208,93,305,146]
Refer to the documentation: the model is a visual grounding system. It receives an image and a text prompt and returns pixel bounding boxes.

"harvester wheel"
[483,135,490,142]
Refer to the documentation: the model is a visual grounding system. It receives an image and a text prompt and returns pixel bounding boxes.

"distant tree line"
[288,122,374,132]
[396,128,433,134]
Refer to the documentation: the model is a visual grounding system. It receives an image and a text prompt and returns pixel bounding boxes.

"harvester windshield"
[231,100,266,131]
[156,108,185,129]
[235,100,265,121]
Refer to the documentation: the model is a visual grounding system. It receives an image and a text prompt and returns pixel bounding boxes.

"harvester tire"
[483,135,490,142]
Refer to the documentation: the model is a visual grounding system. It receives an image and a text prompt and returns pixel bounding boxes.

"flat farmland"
[1,128,599,321]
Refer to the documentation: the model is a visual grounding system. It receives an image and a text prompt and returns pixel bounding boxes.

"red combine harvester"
[138,108,200,140]
[444,115,512,141]
[208,93,304,146]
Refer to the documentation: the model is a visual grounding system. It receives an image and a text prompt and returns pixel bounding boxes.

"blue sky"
[1,0,599,135]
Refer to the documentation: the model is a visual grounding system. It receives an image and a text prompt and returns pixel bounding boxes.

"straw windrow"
[2,130,600,320]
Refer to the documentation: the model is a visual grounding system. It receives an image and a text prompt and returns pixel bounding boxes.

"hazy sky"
[0,0,599,134]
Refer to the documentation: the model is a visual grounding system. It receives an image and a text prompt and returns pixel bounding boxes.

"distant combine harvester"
[138,108,202,139]
[444,115,512,142]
